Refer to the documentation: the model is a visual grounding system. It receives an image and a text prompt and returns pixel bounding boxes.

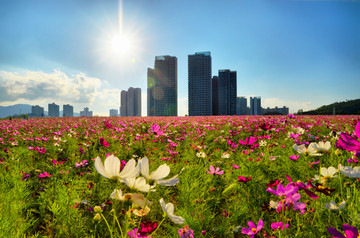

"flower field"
[0,115,359,237]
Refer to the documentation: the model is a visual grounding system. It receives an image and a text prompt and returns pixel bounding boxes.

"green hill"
[299,99,360,115]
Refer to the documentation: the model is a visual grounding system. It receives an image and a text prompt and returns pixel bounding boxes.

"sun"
[110,32,134,57]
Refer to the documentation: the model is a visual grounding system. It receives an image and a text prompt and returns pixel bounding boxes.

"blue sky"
[1,0,359,116]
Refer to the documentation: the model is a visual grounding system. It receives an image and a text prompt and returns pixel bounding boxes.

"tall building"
[213,70,237,115]
[188,51,212,116]
[262,106,289,115]
[212,76,219,115]
[48,103,59,117]
[63,104,73,117]
[147,55,177,116]
[120,87,141,117]
[236,97,247,115]
[250,97,262,115]
[31,105,44,117]
[80,107,93,117]
[110,109,119,117]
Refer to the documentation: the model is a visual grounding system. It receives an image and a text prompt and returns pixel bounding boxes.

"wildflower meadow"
[0,115,359,237]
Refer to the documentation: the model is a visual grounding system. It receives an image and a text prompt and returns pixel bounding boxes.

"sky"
[0,0,359,116]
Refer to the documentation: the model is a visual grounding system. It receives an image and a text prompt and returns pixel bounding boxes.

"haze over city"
[1,0,359,116]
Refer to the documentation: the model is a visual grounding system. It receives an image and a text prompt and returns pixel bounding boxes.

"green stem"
[149,216,166,237]
[100,213,113,238]
[114,214,124,238]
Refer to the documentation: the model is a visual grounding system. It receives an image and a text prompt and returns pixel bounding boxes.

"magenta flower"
[271,222,289,231]
[242,219,263,238]
[38,172,52,178]
[99,137,110,147]
[238,136,259,149]
[207,165,224,175]
[266,183,298,197]
[232,164,240,169]
[238,176,252,183]
[277,193,306,214]
[128,228,149,238]
[338,122,360,154]
[327,224,359,238]
[178,225,194,238]
[289,155,300,161]
[150,124,164,136]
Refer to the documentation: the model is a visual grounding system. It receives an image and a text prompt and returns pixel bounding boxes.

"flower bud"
[93,213,101,221]
[93,206,102,213]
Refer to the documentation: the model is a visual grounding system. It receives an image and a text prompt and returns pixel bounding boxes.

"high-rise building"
[262,106,289,115]
[80,107,93,117]
[214,70,237,115]
[236,97,247,115]
[147,55,177,116]
[120,87,141,117]
[250,97,262,115]
[48,103,59,117]
[110,109,119,117]
[188,51,212,116]
[63,104,73,117]
[31,105,44,117]
[212,76,219,115]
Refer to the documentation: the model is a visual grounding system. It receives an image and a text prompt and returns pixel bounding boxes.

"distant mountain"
[0,104,32,118]
[300,99,360,115]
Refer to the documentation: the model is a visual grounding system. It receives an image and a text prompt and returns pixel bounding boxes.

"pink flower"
[242,219,263,238]
[266,183,298,197]
[239,136,259,149]
[238,176,252,183]
[150,124,164,136]
[128,228,149,238]
[289,155,300,161]
[271,222,289,231]
[178,225,194,238]
[338,122,360,154]
[99,137,110,147]
[327,224,359,238]
[232,164,240,169]
[277,193,306,214]
[207,165,224,175]
[38,172,52,178]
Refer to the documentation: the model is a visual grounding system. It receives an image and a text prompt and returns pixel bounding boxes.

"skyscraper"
[236,97,247,115]
[147,55,177,116]
[63,104,73,117]
[48,103,59,117]
[250,97,262,115]
[212,76,219,115]
[214,69,237,115]
[120,87,141,117]
[188,51,212,116]
[80,107,93,117]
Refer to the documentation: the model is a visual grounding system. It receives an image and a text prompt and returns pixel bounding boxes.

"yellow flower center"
[251,228,257,233]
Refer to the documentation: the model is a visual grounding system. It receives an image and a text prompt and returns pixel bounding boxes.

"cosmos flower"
[121,177,155,192]
[159,198,185,224]
[338,122,360,153]
[241,219,263,238]
[207,165,224,175]
[271,222,289,231]
[325,200,346,210]
[339,164,360,178]
[94,155,139,180]
[293,143,322,156]
[327,224,359,238]
[313,166,338,184]
[138,157,179,186]
[266,183,298,197]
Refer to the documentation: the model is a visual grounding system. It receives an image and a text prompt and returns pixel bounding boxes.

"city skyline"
[1,0,360,116]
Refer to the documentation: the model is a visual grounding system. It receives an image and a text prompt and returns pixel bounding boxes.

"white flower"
[110,189,125,200]
[314,166,338,183]
[221,152,231,159]
[339,164,360,178]
[259,140,267,147]
[94,155,139,180]
[121,177,155,192]
[293,144,322,156]
[196,152,206,158]
[159,198,185,224]
[127,193,152,208]
[311,141,331,153]
[325,200,346,210]
[138,157,179,186]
